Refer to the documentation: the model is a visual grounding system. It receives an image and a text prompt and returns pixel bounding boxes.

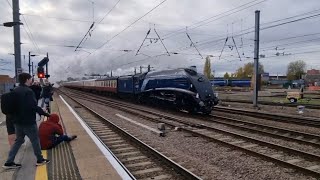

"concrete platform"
[0,93,126,180]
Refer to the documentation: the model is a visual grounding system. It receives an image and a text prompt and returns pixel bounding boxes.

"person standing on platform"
[39,113,77,150]
[5,86,16,147]
[30,81,42,103]
[40,80,53,108]
[2,73,51,169]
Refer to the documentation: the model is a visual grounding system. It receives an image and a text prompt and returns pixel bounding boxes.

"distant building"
[307,69,320,75]
[261,73,269,82]
[305,69,320,86]
[269,75,287,81]
[0,75,15,94]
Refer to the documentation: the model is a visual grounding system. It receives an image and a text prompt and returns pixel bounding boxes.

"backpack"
[1,91,18,115]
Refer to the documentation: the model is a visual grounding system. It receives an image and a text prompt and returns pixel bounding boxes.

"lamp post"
[2,21,23,81]
[28,52,38,74]
[0,1,24,82]
[31,62,34,76]
[2,22,22,27]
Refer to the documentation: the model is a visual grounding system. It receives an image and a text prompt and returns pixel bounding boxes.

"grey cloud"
[1,0,320,82]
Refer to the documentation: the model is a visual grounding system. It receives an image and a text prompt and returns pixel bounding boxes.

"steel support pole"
[46,52,49,77]
[28,51,31,74]
[12,0,21,83]
[253,10,260,107]
[31,62,34,76]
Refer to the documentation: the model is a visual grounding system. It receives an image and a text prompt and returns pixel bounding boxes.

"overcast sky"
[1,0,320,82]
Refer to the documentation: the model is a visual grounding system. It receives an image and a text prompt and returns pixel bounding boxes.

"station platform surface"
[0,93,123,180]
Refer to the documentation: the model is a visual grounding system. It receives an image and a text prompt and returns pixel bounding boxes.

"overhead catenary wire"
[154,27,170,56]
[232,37,242,61]
[164,8,320,57]
[163,0,267,39]
[5,0,12,9]
[83,0,168,58]
[261,32,320,44]
[136,29,151,55]
[186,31,203,59]
[260,37,320,51]
[65,0,168,71]
[261,13,320,31]
[74,22,95,51]
[50,1,320,75]
[167,10,320,59]
[20,13,102,23]
[91,0,121,32]
[5,0,40,53]
[21,15,41,53]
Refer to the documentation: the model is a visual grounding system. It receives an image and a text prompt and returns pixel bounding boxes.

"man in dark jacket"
[39,113,77,150]
[41,81,53,112]
[2,73,51,169]
[30,81,42,102]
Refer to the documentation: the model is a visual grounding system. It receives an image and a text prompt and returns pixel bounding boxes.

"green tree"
[287,60,306,80]
[224,72,230,79]
[234,62,264,79]
[203,56,212,79]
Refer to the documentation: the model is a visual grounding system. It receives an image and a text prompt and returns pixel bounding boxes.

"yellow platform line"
[35,150,48,180]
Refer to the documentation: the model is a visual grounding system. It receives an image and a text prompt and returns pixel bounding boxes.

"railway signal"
[37,66,45,78]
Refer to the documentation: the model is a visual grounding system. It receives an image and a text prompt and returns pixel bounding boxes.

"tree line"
[203,56,306,80]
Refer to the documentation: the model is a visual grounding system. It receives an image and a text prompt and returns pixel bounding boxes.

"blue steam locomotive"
[63,68,219,114]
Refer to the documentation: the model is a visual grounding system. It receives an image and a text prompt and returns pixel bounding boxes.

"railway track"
[58,91,201,180]
[206,114,320,148]
[214,106,320,127]
[219,99,320,109]
[61,88,320,178]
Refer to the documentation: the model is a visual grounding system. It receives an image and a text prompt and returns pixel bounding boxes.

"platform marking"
[59,95,134,180]
[35,150,48,180]
[115,114,163,136]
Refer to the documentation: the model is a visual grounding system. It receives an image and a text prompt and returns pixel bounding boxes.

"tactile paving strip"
[47,142,82,180]
[47,95,82,180]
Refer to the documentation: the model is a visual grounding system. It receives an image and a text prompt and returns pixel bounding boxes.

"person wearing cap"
[39,113,77,150]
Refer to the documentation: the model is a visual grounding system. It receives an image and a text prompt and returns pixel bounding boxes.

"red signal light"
[38,72,45,78]
[37,66,45,78]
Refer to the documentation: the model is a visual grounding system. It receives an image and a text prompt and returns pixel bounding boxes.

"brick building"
[0,75,15,94]
[305,69,320,86]
[307,69,320,75]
